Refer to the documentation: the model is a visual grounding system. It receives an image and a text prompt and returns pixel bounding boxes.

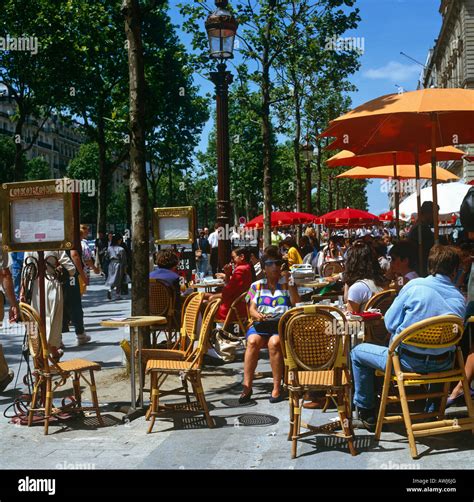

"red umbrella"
[317,208,380,228]
[245,211,316,229]
[379,211,394,222]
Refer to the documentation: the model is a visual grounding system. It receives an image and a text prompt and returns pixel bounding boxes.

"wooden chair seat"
[146,359,194,372]
[296,369,348,387]
[376,367,463,384]
[56,359,101,372]
[140,349,185,363]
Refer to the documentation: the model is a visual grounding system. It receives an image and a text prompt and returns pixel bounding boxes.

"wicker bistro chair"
[375,315,474,459]
[363,289,397,346]
[279,305,357,458]
[19,303,103,435]
[321,261,344,278]
[214,291,251,340]
[149,279,180,346]
[141,292,204,365]
[145,299,221,433]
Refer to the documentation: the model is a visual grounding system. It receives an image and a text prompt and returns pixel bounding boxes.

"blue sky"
[168,0,442,215]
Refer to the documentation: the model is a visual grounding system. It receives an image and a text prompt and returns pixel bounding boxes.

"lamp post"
[205,0,238,270]
[301,140,314,213]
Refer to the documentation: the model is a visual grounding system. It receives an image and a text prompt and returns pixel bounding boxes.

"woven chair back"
[19,302,49,371]
[194,299,221,361]
[181,292,204,343]
[365,288,397,314]
[391,315,464,351]
[285,307,343,371]
[149,279,175,317]
[221,291,250,330]
[321,261,344,278]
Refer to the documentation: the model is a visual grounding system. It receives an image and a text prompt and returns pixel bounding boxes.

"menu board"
[158,217,190,241]
[0,179,78,252]
[153,206,195,245]
[11,197,65,243]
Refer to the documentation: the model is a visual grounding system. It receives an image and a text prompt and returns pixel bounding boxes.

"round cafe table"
[298,280,330,289]
[100,316,166,420]
[189,280,225,293]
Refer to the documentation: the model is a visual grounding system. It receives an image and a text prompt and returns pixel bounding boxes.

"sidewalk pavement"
[0,275,472,470]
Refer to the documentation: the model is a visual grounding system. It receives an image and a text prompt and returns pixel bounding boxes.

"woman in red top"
[208,247,255,321]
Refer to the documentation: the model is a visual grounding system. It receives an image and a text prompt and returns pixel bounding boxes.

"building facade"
[421,0,474,182]
[0,93,129,197]
[0,95,85,178]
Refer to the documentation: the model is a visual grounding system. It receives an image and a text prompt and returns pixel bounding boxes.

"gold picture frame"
[153,206,196,245]
[0,179,79,253]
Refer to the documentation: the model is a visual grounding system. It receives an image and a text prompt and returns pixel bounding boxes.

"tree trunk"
[316,139,322,214]
[262,0,276,248]
[292,76,302,240]
[328,174,333,212]
[122,0,149,317]
[168,164,173,205]
[14,112,26,181]
[97,113,108,234]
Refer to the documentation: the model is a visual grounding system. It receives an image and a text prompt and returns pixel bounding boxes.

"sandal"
[446,388,474,408]
[238,387,253,404]
[269,387,284,403]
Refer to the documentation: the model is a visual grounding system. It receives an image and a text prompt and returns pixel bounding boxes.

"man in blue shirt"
[351,245,465,431]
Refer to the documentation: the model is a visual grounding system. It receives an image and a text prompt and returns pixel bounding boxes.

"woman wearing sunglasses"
[240,246,300,403]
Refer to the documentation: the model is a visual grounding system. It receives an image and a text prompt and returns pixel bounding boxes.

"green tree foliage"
[0,0,94,179]
[0,135,18,182]
[66,143,99,224]
[25,156,51,181]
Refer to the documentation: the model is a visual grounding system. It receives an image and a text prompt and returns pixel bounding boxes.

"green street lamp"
[205,0,238,270]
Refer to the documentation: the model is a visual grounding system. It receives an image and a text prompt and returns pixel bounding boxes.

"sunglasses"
[264,260,283,267]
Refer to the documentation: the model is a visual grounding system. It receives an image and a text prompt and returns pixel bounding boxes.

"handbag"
[0,290,4,323]
[195,240,203,261]
[0,344,10,382]
[253,314,284,335]
[79,275,87,295]
[211,328,242,362]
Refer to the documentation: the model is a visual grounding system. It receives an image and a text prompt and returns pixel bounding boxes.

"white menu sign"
[158,217,190,241]
[11,197,65,243]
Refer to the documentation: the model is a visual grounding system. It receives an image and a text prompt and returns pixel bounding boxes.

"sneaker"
[357,407,376,432]
[76,334,91,346]
[0,369,14,393]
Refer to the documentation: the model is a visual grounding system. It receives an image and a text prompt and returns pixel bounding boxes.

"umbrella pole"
[431,113,439,243]
[392,153,400,238]
[414,147,424,275]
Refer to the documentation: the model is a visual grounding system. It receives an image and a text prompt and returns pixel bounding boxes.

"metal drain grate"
[235,413,279,427]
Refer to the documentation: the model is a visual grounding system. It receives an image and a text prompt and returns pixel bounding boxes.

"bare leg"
[449,351,474,399]
[243,334,266,392]
[268,335,284,398]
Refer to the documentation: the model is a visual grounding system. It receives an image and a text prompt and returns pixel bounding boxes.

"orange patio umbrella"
[326,146,465,168]
[336,163,459,238]
[326,146,465,238]
[320,88,474,241]
[335,164,459,180]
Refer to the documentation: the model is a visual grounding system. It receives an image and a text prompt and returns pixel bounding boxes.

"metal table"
[100,315,167,421]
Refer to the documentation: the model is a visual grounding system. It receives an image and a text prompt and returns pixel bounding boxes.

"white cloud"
[363,61,421,83]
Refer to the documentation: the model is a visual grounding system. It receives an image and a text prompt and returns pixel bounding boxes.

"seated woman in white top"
[344,241,388,313]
